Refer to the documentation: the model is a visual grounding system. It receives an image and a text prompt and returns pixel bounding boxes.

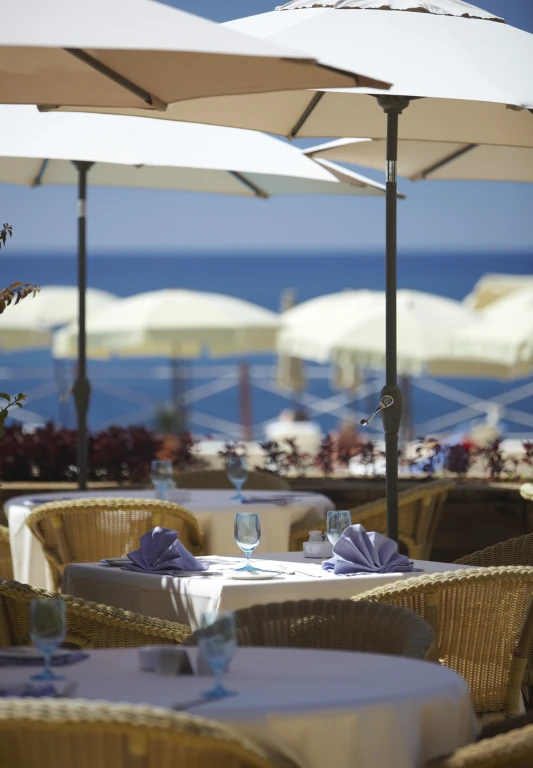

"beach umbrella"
[52,289,282,359]
[2,0,388,111]
[464,273,533,310]
[0,105,388,486]
[451,288,533,379]
[0,286,117,351]
[173,0,531,542]
[279,289,478,376]
[304,138,533,184]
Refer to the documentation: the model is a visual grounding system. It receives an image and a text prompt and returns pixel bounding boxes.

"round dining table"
[4,488,332,590]
[0,647,477,768]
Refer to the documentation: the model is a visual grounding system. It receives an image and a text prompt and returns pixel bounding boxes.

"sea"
[1,250,532,441]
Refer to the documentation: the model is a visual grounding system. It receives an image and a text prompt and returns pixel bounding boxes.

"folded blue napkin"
[0,649,89,667]
[323,524,415,576]
[124,527,208,575]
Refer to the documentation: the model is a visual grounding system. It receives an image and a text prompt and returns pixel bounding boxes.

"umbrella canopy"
[52,290,280,359]
[304,138,533,183]
[1,0,389,111]
[464,273,533,310]
[451,288,533,379]
[0,106,389,198]
[278,289,478,376]
[0,286,117,351]
[90,0,533,146]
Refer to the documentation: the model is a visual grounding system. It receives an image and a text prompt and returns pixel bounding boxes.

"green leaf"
[0,393,10,401]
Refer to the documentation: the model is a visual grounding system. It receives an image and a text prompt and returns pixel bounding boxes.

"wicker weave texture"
[353,567,533,716]
[290,478,454,557]
[0,526,13,580]
[428,723,533,767]
[186,599,434,659]
[0,577,190,650]
[25,498,205,590]
[455,534,533,687]
[0,699,299,768]
[181,470,290,491]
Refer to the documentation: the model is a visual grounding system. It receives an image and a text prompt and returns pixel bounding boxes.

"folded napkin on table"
[124,527,208,575]
[0,648,88,667]
[323,524,415,576]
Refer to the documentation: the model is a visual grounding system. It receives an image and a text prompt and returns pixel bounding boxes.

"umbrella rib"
[414,144,477,180]
[62,49,167,111]
[228,171,269,198]
[288,91,325,138]
[31,158,49,187]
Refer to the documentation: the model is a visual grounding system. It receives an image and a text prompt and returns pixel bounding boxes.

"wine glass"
[326,510,352,546]
[198,611,237,699]
[226,455,248,501]
[151,460,174,501]
[29,598,67,681]
[234,512,261,571]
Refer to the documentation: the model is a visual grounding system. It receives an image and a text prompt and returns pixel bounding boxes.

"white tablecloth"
[0,647,477,768]
[5,489,332,590]
[63,553,470,631]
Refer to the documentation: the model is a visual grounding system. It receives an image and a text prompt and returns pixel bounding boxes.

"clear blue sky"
[1,0,532,254]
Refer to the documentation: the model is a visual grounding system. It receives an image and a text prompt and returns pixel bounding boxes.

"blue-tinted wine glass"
[234,512,261,571]
[30,598,66,681]
[198,611,237,699]
[226,455,247,501]
[151,460,174,501]
[326,510,352,546]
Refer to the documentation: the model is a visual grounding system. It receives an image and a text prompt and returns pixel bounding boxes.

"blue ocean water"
[1,250,532,439]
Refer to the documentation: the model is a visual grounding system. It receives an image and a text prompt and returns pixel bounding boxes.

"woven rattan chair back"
[290,478,454,557]
[25,498,204,590]
[427,723,533,767]
[186,599,434,659]
[0,577,190,650]
[455,534,533,688]
[0,526,13,580]
[0,699,299,768]
[353,567,533,717]
[180,469,290,491]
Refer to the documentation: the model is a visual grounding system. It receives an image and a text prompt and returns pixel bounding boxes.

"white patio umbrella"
[0,286,117,351]
[464,274,533,310]
[53,289,281,359]
[1,0,389,491]
[2,0,387,111]
[451,288,533,379]
[0,105,387,484]
[279,289,478,376]
[304,138,533,183]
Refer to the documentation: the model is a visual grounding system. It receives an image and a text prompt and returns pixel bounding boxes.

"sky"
[1,0,532,255]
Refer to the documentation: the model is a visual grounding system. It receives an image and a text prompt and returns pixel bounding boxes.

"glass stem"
[215,666,223,693]
[246,551,252,569]
[44,650,52,678]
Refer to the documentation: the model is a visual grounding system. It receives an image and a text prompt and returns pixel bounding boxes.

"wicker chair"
[26,498,205,591]
[0,699,299,768]
[352,567,533,718]
[455,534,533,690]
[290,478,454,558]
[427,724,533,767]
[181,469,290,491]
[0,526,13,580]
[186,599,434,659]
[0,577,190,649]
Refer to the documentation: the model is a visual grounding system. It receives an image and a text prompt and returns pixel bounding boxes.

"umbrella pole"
[378,96,410,541]
[72,161,94,490]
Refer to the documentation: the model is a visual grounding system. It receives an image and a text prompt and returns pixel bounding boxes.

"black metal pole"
[376,96,410,542]
[72,161,94,490]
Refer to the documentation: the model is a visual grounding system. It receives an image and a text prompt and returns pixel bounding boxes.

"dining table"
[0,646,478,768]
[4,488,332,590]
[63,553,472,631]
